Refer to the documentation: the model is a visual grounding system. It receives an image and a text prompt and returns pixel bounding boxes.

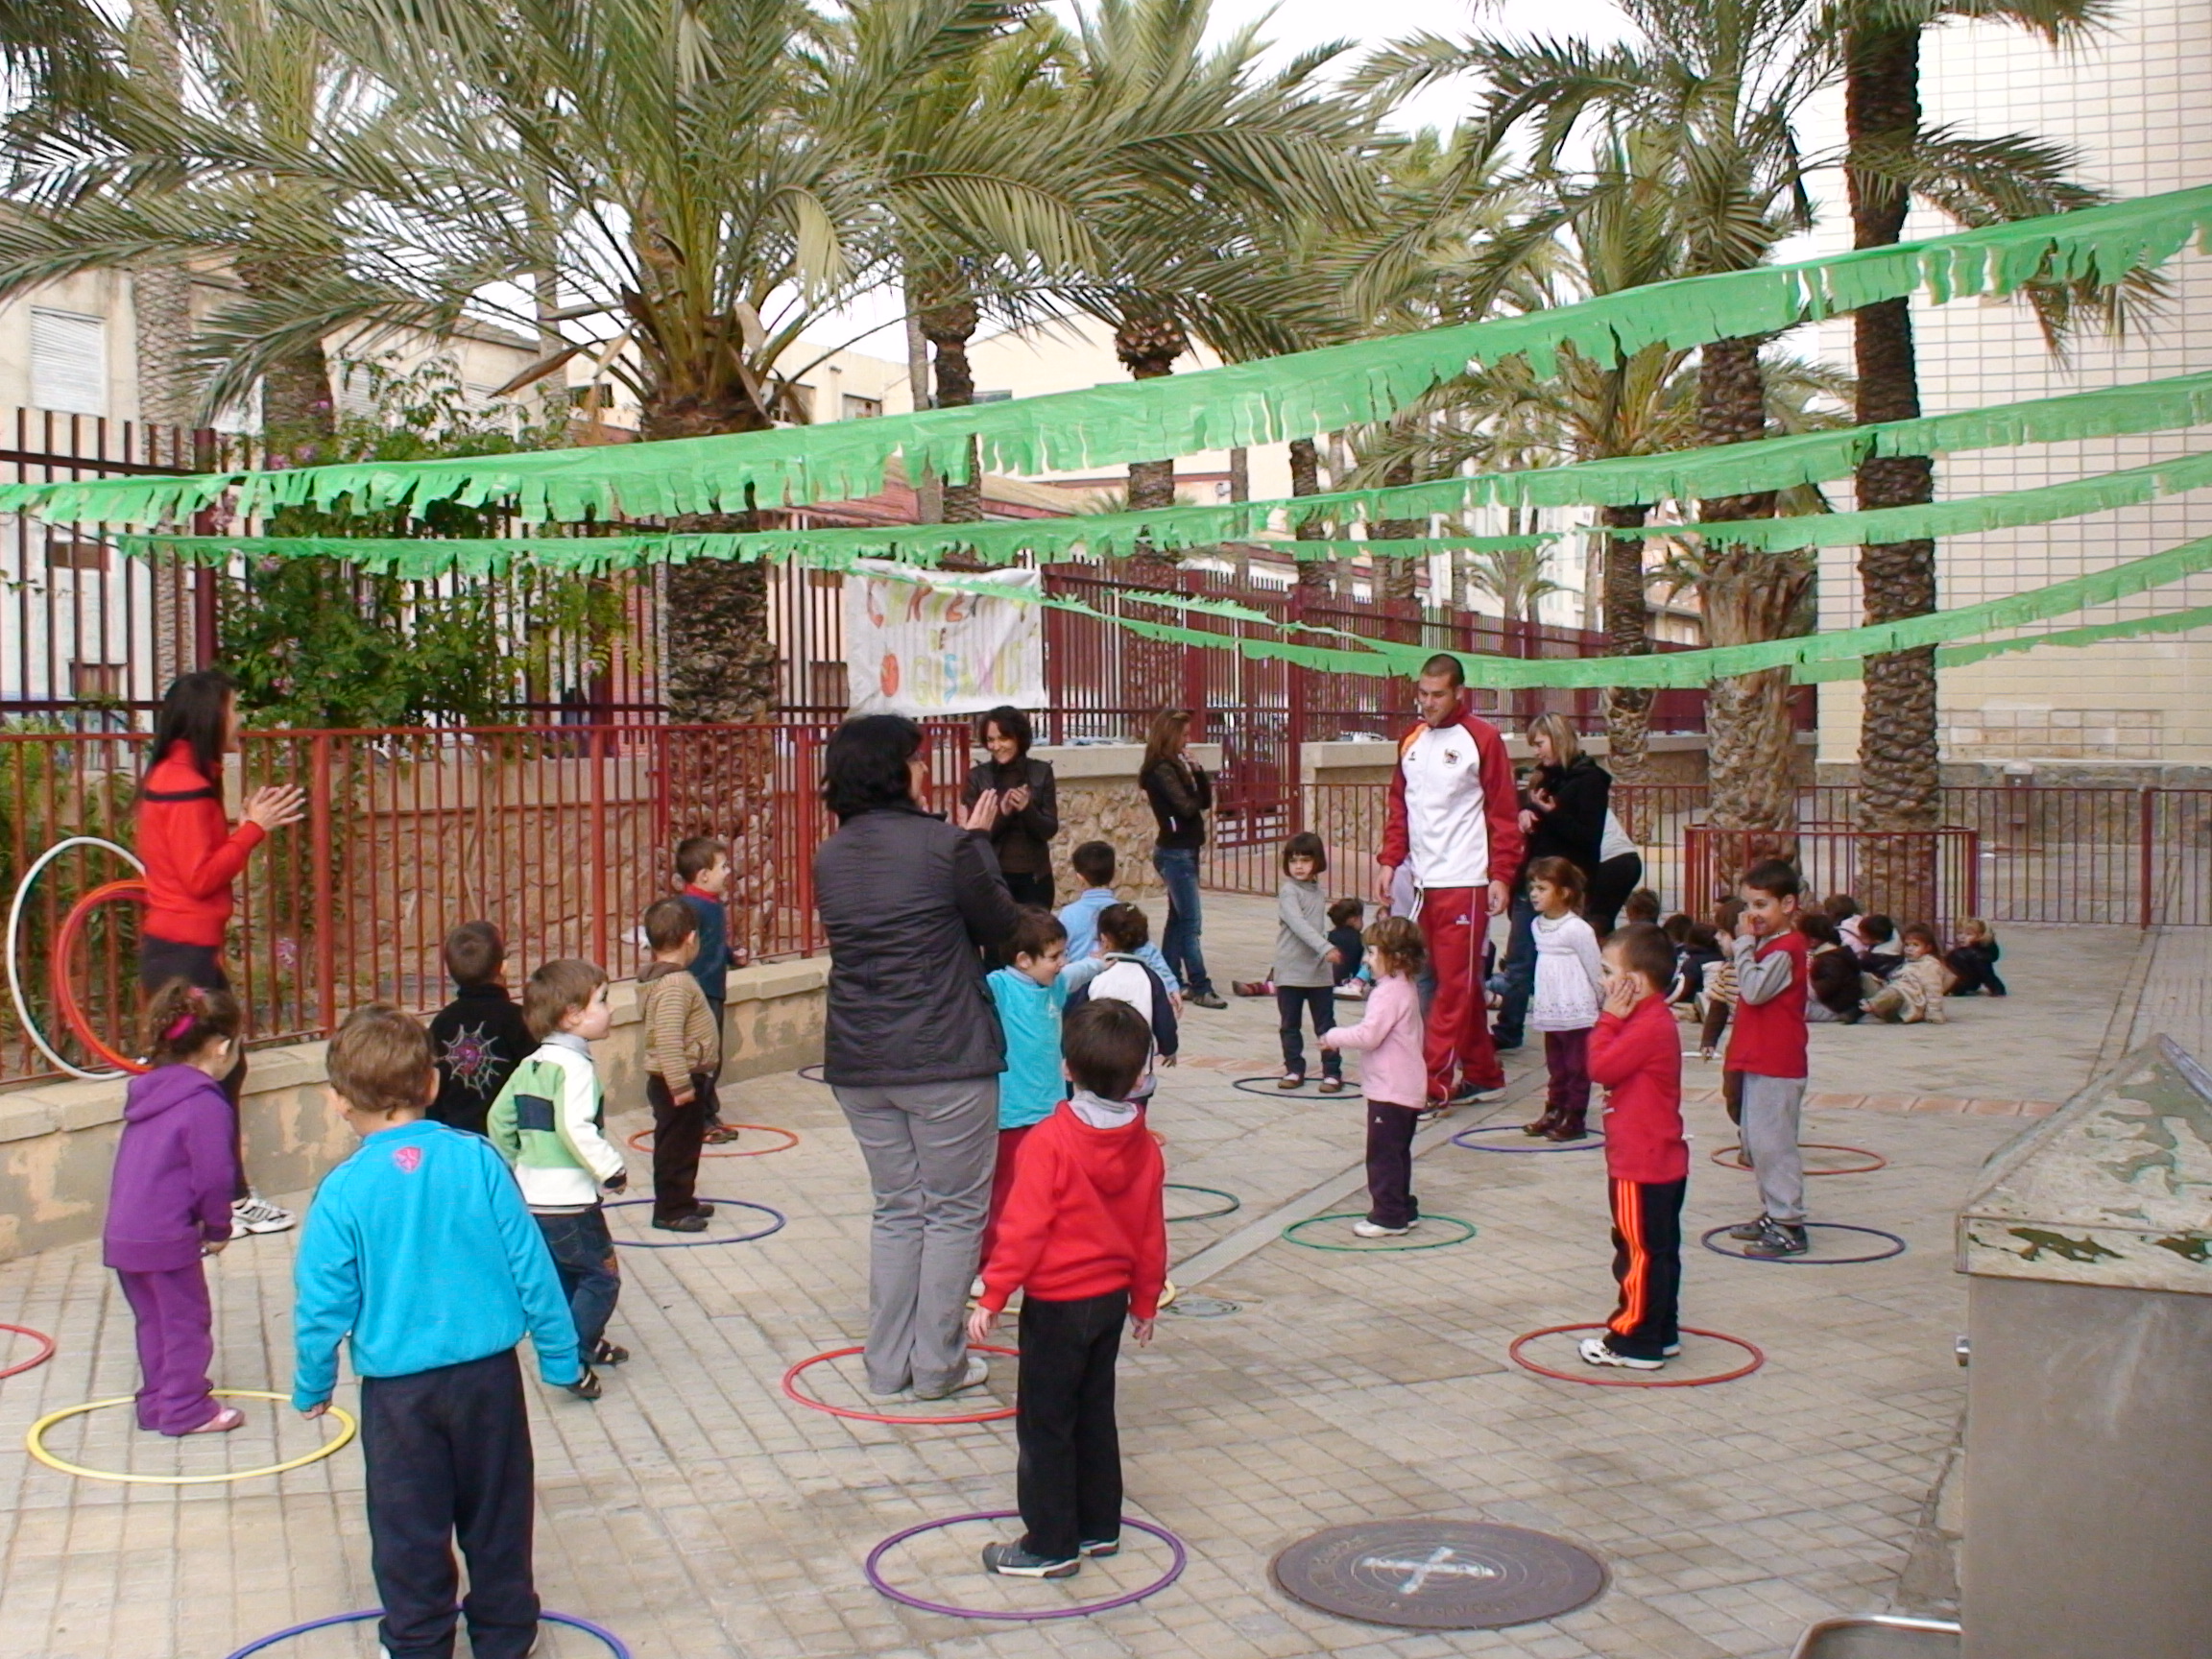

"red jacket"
[978,1101,1167,1319]
[137,743,264,948]
[1589,994,1688,1184]
[1379,702,1524,889]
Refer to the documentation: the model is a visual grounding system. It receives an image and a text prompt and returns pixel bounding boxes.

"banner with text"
[844,560,1046,716]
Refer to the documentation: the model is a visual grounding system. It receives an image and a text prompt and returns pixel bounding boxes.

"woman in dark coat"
[959,705,1059,909]
[813,714,1021,1403]
[1523,712,1643,934]
[1139,708,1224,1008]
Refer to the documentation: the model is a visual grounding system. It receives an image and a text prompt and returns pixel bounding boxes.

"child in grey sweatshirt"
[1273,833,1343,1091]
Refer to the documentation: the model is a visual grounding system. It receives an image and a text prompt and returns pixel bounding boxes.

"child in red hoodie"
[1580,923,1690,1371]
[968,999,1166,1579]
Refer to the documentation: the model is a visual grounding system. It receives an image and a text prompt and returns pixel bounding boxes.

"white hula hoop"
[6,836,145,1081]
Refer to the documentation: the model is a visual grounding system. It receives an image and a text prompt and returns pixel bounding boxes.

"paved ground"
[0,903,2197,1659]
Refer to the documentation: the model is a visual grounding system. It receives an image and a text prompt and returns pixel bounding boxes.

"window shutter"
[31,308,107,417]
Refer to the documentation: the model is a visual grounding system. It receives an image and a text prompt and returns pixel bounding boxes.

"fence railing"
[6,723,2209,1088]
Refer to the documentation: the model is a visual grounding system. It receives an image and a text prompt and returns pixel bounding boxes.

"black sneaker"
[1187,990,1228,1010]
[1744,1220,1811,1258]
[981,1542,1079,1578]
[1726,1215,1770,1242]
[653,1214,709,1234]
[1078,1536,1120,1558]
[690,1203,716,1218]
[565,1368,603,1402]
[592,1340,630,1367]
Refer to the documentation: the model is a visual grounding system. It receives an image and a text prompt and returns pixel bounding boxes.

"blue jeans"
[1151,847,1213,997]
[534,1206,619,1355]
[1491,890,1538,1046]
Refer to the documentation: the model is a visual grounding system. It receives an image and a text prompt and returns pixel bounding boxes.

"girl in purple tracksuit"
[105,980,248,1435]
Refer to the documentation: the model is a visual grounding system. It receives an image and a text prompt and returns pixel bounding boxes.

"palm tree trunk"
[921,291,984,526]
[237,252,335,455]
[1600,502,1655,781]
[1116,308,1185,518]
[1375,455,1421,603]
[1848,20,1943,916]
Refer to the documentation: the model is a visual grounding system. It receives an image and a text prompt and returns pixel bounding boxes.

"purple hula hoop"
[864,1510,1186,1621]
[222,1609,630,1659]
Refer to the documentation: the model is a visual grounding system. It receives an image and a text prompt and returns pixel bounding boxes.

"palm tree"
[1461,541,1567,622]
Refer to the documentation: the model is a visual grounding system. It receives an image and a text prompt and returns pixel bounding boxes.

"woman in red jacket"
[135,670,304,1235]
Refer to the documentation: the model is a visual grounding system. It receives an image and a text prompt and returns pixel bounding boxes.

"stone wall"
[0,958,827,1264]
[1019,743,1222,906]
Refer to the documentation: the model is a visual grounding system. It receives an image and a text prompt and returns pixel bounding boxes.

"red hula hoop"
[1508,1323,1766,1388]
[52,879,150,1074]
[781,1343,1019,1425]
[625,1123,802,1158]
[0,1322,58,1381]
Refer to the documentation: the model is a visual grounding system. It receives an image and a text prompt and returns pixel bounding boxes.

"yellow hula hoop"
[26,1389,356,1485]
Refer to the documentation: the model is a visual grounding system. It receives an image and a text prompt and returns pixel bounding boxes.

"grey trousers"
[1739,1071,1808,1225]
[833,1077,999,1396]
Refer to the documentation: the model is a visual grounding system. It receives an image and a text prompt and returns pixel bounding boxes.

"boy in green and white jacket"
[488,959,629,1401]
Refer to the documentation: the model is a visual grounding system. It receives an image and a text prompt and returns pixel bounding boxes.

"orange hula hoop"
[51,879,151,1075]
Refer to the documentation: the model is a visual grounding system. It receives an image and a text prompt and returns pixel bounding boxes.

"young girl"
[1863,924,1955,1023]
[1799,912,1865,1023]
[104,980,248,1435]
[1321,917,1428,1238]
[1272,832,1343,1092]
[1697,898,1745,1060]
[1523,855,1605,1142]
[1946,918,2007,997]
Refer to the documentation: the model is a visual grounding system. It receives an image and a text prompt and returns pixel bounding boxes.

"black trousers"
[647,1070,712,1222]
[360,1349,539,1659]
[1605,1177,1685,1360]
[1274,984,1339,1078]
[1002,870,1056,909]
[1016,1289,1129,1561]
[1587,853,1644,937]
[1363,1100,1423,1230]
[139,934,247,1199]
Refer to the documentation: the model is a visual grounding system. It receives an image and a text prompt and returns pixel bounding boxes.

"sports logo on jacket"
[393,1145,422,1173]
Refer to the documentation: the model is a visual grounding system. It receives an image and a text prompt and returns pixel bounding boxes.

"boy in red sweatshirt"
[968,999,1166,1579]
[1580,924,1690,1371]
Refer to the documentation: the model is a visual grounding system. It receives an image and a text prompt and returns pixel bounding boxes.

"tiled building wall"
[1813,0,2212,772]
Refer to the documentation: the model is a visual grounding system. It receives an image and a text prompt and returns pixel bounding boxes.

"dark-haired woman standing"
[1140,709,1224,1008]
[960,705,1059,908]
[813,714,1021,1403]
[135,670,304,1235]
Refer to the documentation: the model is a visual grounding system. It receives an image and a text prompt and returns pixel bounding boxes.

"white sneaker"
[230,1194,297,1235]
[914,1354,990,1401]
[1578,1335,1664,1371]
[1352,1219,1414,1238]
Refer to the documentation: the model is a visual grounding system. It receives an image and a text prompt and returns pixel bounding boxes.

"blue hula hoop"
[602,1196,786,1249]
[1698,1222,1908,1264]
[222,1609,630,1659]
[1450,1125,1606,1153]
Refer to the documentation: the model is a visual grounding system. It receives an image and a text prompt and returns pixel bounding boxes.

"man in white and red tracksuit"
[1377,653,1525,1106]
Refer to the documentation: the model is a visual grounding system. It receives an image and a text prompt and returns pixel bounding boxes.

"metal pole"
[589,726,610,966]
[2138,787,2155,930]
[310,734,337,1037]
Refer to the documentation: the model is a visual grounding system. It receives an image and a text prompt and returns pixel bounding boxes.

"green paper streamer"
[1791,603,2212,682]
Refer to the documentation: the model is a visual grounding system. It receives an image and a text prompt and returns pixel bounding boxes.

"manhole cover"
[1270,1520,1606,1629]
[1162,1293,1239,1318]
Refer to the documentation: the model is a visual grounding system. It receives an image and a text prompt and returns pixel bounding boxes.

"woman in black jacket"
[813,715,1020,1403]
[960,705,1059,909]
[1140,708,1224,1008]
[1523,713,1642,934]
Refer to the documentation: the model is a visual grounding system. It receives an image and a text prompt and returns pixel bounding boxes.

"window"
[841,393,882,421]
[70,661,126,701]
[46,536,110,571]
[31,308,107,417]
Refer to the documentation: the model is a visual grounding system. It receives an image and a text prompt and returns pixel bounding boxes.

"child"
[1523,855,1605,1142]
[1622,888,1663,927]
[1856,914,1904,985]
[969,998,1166,1579]
[1863,924,1955,1023]
[1825,894,1867,954]
[1946,918,2007,997]
[1696,898,1745,1060]
[1327,898,1369,998]
[1067,904,1177,1100]
[1273,832,1343,1092]
[638,899,719,1232]
[1057,840,1182,1004]
[1799,912,1864,1023]
[428,921,535,1137]
[488,959,629,1397]
[982,908,1109,1263]
[1580,924,1689,1371]
[676,836,745,1144]
[1667,920,1721,1013]
[1321,916,1429,1238]
[1722,860,1812,1258]
[293,1005,581,1659]
[105,980,245,1436]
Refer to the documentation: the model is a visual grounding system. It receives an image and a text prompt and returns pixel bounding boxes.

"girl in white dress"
[1522,855,1606,1141]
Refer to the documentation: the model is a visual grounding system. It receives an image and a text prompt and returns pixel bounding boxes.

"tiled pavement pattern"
[0,906,2192,1659]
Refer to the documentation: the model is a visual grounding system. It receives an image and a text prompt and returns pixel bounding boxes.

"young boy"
[1724,860,1812,1258]
[488,960,629,1396]
[1066,903,1177,1100]
[293,1005,581,1659]
[1581,924,1689,1369]
[1327,897,1368,998]
[1057,841,1181,1005]
[427,920,535,1137]
[638,899,719,1233]
[675,837,743,1144]
[968,998,1166,1579]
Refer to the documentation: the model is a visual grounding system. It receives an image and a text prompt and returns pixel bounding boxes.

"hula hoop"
[798,1063,827,1083]
[53,878,151,1074]
[1450,1125,1606,1153]
[1509,1324,1767,1388]
[220,1608,630,1659]
[1164,1183,1240,1223]
[26,1389,356,1484]
[5,836,145,1080]
[864,1510,1187,1621]
[601,1196,785,1248]
[781,1343,1019,1425]
[624,1123,801,1158]
[1710,1142,1887,1175]
[1231,1075,1362,1100]
[1699,1222,1908,1264]
[0,1322,57,1381]
[1282,1212,1477,1252]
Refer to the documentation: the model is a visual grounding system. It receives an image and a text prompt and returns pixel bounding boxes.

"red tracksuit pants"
[1416,885,1504,1101]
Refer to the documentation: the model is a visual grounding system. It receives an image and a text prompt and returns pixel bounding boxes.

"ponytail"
[143,979,244,1067]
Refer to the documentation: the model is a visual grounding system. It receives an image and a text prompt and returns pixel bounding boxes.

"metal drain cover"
[1162,1293,1239,1318]
[1270,1520,1606,1629]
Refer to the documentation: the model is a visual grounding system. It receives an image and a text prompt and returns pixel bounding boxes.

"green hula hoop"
[1164,1183,1241,1223]
[1281,1213,1478,1252]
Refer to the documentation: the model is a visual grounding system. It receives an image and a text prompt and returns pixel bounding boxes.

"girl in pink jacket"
[1322,917,1430,1238]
